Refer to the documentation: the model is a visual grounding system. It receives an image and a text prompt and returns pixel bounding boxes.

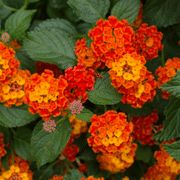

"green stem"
[21,0,29,9]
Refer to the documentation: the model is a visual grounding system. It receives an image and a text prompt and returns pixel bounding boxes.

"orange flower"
[0,42,20,83]
[75,38,102,69]
[81,176,104,180]
[88,16,135,68]
[143,146,180,180]
[64,64,95,103]
[135,23,163,60]
[69,115,88,137]
[0,156,33,180]
[88,110,135,154]
[121,70,157,108]
[0,69,31,107]
[24,69,68,120]
[132,111,159,145]
[97,143,137,173]
[10,39,21,49]
[109,53,146,90]
[0,133,6,158]
[156,57,180,99]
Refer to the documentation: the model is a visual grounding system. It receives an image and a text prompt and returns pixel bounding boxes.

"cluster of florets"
[143,146,180,180]
[132,111,160,145]
[81,176,105,180]
[109,53,157,108]
[156,57,180,99]
[0,156,33,180]
[88,111,137,172]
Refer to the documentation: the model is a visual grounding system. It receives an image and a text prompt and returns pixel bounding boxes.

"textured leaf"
[34,18,78,37]
[154,98,180,141]
[143,0,180,27]
[23,29,76,70]
[67,0,110,23]
[0,1,11,20]
[5,9,36,39]
[31,118,71,167]
[88,73,121,105]
[164,140,180,161]
[14,127,32,161]
[161,71,180,98]
[0,105,38,127]
[111,0,140,23]
[76,108,93,122]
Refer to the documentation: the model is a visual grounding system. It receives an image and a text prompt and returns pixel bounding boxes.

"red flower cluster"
[143,146,180,179]
[50,175,64,180]
[156,57,180,99]
[135,23,163,60]
[62,137,79,162]
[65,64,95,103]
[0,133,6,158]
[88,111,137,172]
[109,53,157,108]
[132,111,159,145]
[81,176,104,180]
[24,70,68,120]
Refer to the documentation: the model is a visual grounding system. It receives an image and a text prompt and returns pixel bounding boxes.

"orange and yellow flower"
[69,115,88,137]
[64,64,95,103]
[0,156,33,180]
[135,23,163,60]
[50,175,64,180]
[97,143,137,173]
[132,111,159,145]
[81,176,104,180]
[0,69,30,107]
[88,16,135,68]
[88,110,136,154]
[0,42,20,83]
[24,69,68,120]
[156,57,180,99]
[143,146,180,180]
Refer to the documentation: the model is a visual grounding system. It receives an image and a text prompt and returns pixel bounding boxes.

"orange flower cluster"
[24,70,68,120]
[0,133,6,158]
[135,23,163,60]
[0,156,33,180]
[143,147,180,180]
[62,137,79,162]
[81,176,104,180]
[69,115,88,137]
[132,111,159,145]
[0,69,31,107]
[88,111,137,172]
[97,144,137,173]
[109,53,157,108]
[0,42,19,83]
[156,57,180,99]
[64,64,95,103]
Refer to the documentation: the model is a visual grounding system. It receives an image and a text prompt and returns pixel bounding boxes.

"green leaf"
[111,0,140,23]
[161,71,180,98]
[88,72,121,105]
[34,18,78,37]
[143,0,180,27]
[0,105,38,127]
[14,127,32,161]
[0,1,11,20]
[136,144,153,163]
[76,108,93,122]
[64,169,84,180]
[5,9,36,39]
[31,118,71,167]
[164,140,180,161]
[154,97,180,141]
[67,0,110,23]
[23,29,76,70]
